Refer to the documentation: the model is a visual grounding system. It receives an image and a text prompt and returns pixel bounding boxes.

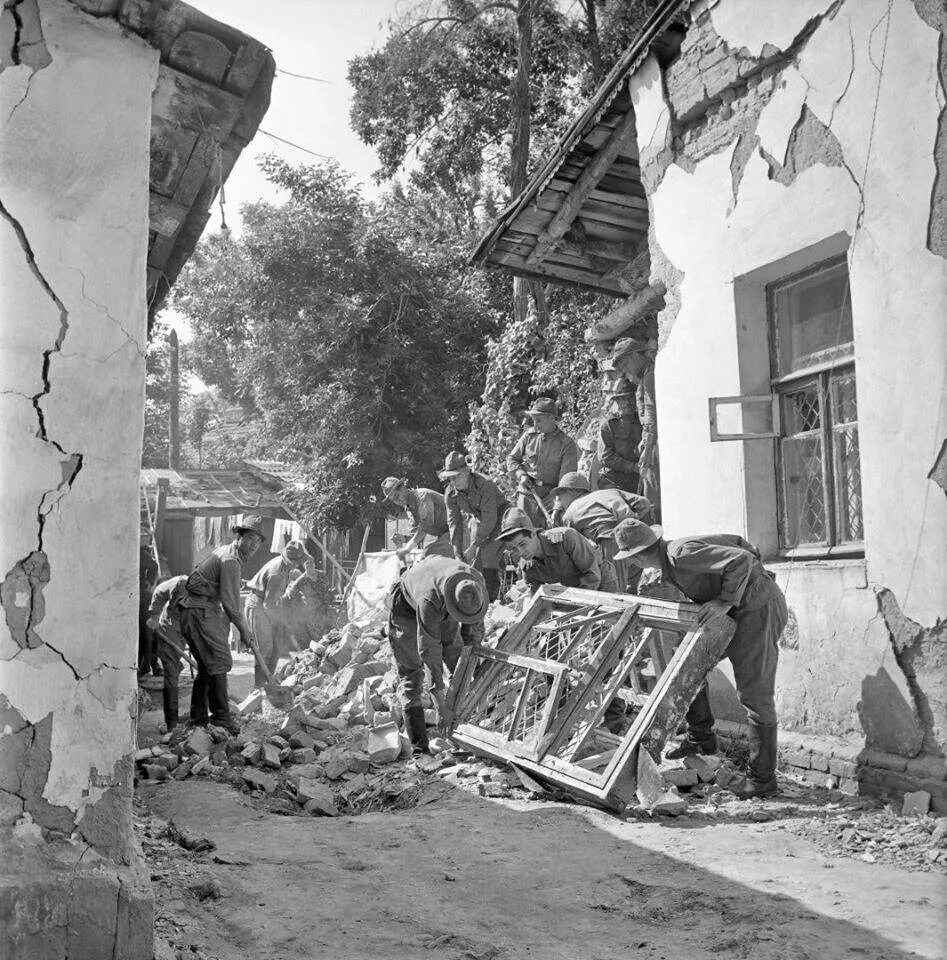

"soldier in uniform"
[440,452,509,602]
[177,515,266,733]
[381,476,451,559]
[550,471,652,592]
[387,555,488,752]
[613,518,788,798]
[507,397,578,528]
[496,507,601,593]
[597,378,643,494]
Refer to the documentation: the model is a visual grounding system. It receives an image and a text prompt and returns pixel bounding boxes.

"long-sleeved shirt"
[404,487,449,539]
[507,427,578,489]
[522,527,601,591]
[180,542,247,631]
[147,575,188,648]
[245,554,298,611]
[597,414,643,492]
[659,534,768,612]
[559,488,652,541]
[398,556,486,691]
[445,471,509,553]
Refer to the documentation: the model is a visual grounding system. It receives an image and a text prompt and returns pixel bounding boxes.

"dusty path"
[139,775,946,960]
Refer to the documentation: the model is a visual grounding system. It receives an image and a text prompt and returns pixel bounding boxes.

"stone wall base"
[0,842,154,960]
[716,720,947,814]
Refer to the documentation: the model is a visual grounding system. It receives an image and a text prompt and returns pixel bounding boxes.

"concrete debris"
[902,790,932,817]
[183,727,214,758]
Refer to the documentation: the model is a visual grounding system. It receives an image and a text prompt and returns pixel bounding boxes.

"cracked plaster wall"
[0,0,156,854]
[631,0,947,752]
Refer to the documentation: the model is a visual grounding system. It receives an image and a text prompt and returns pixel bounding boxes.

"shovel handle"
[530,489,553,525]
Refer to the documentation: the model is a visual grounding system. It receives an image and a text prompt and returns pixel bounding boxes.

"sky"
[162,0,404,339]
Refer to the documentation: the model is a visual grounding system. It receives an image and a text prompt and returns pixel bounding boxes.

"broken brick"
[288,730,315,751]
[902,790,932,817]
[291,747,318,765]
[183,728,214,758]
[260,743,282,770]
[241,768,276,793]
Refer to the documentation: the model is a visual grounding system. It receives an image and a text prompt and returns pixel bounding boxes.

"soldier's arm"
[219,557,252,640]
[560,436,579,475]
[598,420,636,473]
[673,541,755,608]
[445,489,465,557]
[416,600,447,692]
[507,434,528,478]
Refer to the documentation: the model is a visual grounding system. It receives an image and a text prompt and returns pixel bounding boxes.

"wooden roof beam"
[525,103,638,269]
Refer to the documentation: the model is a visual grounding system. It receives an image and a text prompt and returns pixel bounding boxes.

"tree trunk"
[581,0,603,84]
[510,0,532,324]
[168,327,181,469]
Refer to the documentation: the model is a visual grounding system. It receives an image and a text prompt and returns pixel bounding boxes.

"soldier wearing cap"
[439,452,509,602]
[507,397,578,528]
[380,477,451,559]
[245,539,312,689]
[496,507,601,592]
[598,377,643,494]
[177,515,267,733]
[613,519,788,798]
[550,472,653,593]
[387,554,488,752]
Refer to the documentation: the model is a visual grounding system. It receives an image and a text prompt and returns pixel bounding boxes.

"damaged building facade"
[474,0,946,807]
[0,1,272,956]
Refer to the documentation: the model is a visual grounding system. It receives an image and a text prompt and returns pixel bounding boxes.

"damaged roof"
[68,0,275,323]
[141,466,291,517]
[470,0,687,296]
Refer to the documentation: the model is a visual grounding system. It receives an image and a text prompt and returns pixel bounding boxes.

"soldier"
[440,452,509,602]
[387,555,488,752]
[550,471,652,592]
[613,518,788,798]
[507,397,578,528]
[496,507,601,592]
[145,574,188,731]
[244,539,311,689]
[380,476,451,559]
[177,515,266,733]
[597,378,643,494]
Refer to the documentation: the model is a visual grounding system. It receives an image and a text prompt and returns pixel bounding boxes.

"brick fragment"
[288,730,315,751]
[902,790,932,817]
[241,768,276,793]
[183,728,214,758]
[291,748,318,765]
[260,743,282,770]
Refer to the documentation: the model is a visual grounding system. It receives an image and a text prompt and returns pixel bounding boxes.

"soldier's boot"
[188,673,209,726]
[731,722,778,799]
[207,674,240,735]
[403,705,430,754]
[666,685,718,759]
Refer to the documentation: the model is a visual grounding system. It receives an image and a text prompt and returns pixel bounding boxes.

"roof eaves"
[469,0,687,268]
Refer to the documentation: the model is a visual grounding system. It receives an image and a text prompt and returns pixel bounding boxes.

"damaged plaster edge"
[874,585,945,758]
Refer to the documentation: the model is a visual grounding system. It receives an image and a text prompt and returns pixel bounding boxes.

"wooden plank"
[547,179,649,210]
[537,585,699,628]
[475,646,564,677]
[576,749,616,771]
[535,193,649,231]
[534,610,615,633]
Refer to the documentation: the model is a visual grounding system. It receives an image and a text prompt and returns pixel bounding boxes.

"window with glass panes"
[768,257,863,554]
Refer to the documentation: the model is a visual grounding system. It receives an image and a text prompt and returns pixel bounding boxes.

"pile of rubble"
[134,620,465,816]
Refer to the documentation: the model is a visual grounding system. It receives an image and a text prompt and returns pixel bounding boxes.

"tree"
[172,158,497,529]
[185,393,214,468]
[142,323,176,468]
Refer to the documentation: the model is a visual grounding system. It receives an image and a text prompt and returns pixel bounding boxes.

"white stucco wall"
[634,0,947,744]
[0,0,157,822]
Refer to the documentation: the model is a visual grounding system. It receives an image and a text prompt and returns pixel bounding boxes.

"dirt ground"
[136,655,947,960]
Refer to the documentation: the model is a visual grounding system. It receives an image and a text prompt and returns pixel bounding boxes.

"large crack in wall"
[0,196,83,675]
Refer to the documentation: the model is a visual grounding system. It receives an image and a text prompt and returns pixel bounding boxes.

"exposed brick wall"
[717,721,947,813]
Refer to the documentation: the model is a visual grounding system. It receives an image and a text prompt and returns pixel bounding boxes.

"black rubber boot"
[162,685,179,731]
[666,685,718,759]
[403,705,430,754]
[189,673,209,726]
[731,722,778,798]
[207,674,240,735]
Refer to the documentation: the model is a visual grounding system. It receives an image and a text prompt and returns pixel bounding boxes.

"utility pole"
[168,327,180,470]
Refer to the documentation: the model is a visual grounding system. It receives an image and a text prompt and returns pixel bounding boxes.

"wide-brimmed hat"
[381,476,407,500]
[233,515,266,537]
[443,569,488,622]
[551,471,591,497]
[438,451,470,481]
[527,397,559,419]
[613,518,663,559]
[283,539,310,562]
[496,507,535,541]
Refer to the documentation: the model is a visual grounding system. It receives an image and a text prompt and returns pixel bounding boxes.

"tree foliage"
[172,158,497,529]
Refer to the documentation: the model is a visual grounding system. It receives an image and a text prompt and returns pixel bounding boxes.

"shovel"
[245,632,294,710]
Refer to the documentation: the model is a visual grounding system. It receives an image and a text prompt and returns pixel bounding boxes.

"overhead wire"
[258,128,336,161]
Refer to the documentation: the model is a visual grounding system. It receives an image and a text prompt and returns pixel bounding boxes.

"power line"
[276,68,331,83]
[258,128,336,161]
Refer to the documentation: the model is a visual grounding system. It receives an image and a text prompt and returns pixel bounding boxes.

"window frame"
[767,257,863,558]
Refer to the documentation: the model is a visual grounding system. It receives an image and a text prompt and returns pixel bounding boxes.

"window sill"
[765,556,866,572]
